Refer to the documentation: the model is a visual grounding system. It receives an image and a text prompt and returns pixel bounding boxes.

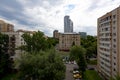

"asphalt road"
[65,63,78,80]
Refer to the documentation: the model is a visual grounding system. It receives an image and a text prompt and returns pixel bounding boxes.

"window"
[113,15,116,19]
[113,68,116,71]
[113,39,116,42]
[113,21,116,24]
[114,63,116,65]
[113,33,116,36]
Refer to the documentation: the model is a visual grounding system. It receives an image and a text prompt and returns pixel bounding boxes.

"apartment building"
[59,33,80,51]
[2,31,26,60]
[97,6,120,79]
[0,20,14,32]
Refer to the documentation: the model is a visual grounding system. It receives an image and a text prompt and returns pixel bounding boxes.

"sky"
[0,0,120,37]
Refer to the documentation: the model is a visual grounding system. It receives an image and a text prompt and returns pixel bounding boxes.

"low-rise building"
[59,33,80,51]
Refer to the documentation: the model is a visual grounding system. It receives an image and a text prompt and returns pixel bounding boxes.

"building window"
[113,21,116,24]
[114,62,116,65]
[113,15,116,19]
[113,68,116,71]
[113,39,116,42]
[113,44,116,48]
[113,33,116,36]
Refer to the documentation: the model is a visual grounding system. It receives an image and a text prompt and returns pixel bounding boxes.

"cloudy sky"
[0,0,120,36]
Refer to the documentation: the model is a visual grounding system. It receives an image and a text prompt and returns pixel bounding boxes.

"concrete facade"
[59,33,80,51]
[2,31,25,60]
[0,20,14,32]
[97,6,120,79]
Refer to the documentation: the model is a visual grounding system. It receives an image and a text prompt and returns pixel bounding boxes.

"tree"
[47,37,59,48]
[22,31,48,52]
[16,49,66,80]
[81,35,97,59]
[110,74,120,80]
[70,46,87,74]
[21,31,58,53]
[0,33,12,78]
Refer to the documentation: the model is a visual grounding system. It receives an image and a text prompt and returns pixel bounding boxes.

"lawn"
[84,70,102,80]
[2,73,17,80]
[88,60,97,65]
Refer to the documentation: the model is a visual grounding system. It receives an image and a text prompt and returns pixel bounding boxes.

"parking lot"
[65,63,78,80]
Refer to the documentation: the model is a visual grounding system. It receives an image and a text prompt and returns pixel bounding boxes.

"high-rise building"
[64,15,73,33]
[0,20,14,32]
[97,6,120,79]
[79,32,87,39]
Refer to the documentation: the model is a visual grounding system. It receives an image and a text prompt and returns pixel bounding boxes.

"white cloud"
[0,0,120,36]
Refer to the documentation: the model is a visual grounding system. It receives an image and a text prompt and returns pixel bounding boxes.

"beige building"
[0,20,14,32]
[59,33,80,51]
[97,6,120,79]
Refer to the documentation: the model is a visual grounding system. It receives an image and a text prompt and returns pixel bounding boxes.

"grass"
[2,73,17,80]
[84,70,102,80]
[88,60,97,65]
[57,51,70,58]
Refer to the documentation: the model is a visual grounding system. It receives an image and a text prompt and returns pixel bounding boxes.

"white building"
[2,31,25,60]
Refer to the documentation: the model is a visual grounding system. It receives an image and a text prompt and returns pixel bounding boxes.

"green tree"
[0,33,12,78]
[81,35,97,59]
[22,31,48,52]
[70,46,87,74]
[110,74,120,80]
[16,49,66,80]
[47,37,59,48]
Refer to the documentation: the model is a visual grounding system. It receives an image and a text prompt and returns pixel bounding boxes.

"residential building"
[97,6,120,79]
[2,31,25,60]
[59,33,80,51]
[79,32,87,39]
[0,20,14,32]
[64,15,73,33]
[53,30,59,39]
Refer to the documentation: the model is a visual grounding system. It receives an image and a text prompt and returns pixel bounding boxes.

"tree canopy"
[70,46,87,74]
[16,49,66,80]
[21,31,58,53]
[81,35,97,58]
[0,33,12,78]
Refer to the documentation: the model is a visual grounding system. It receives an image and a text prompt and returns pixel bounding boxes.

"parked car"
[73,71,82,79]
[73,67,82,79]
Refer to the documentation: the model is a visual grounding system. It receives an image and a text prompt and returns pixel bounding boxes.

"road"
[65,63,78,80]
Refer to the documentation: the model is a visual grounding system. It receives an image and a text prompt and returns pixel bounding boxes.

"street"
[65,63,78,80]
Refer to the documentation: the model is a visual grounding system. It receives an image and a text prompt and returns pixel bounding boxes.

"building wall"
[97,6,120,79]
[53,30,59,39]
[59,33,80,51]
[2,32,25,60]
[0,20,14,32]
